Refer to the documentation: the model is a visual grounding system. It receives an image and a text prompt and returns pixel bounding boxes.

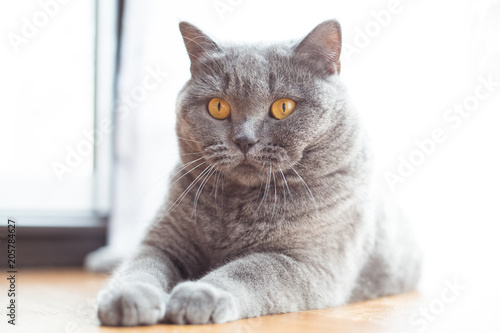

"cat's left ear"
[293,20,342,75]
[179,22,221,74]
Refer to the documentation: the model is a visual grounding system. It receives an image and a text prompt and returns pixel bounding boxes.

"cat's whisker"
[170,156,205,181]
[279,165,294,203]
[177,136,203,144]
[278,166,288,210]
[221,172,226,211]
[213,168,223,215]
[120,157,205,215]
[210,168,220,197]
[216,169,222,199]
[294,161,307,168]
[259,162,272,209]
[170,160,206,187]
[258,164,268,208]
[257,161,266,199]
[203,162,220,196]
[180,151,204,156]
[160,164,214,220]
[272,168,277,220]
[281,174,286,211]
[192,163,218,218]
[286,160,318,215]
[214,164,224,199]
[267,163,273,200]
[203,163,220,199]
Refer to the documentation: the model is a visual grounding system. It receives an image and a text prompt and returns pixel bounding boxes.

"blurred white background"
[1,0,499,332]
[0,0,95,211]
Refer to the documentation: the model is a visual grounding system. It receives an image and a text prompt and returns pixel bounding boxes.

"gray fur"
[97,20,421,326]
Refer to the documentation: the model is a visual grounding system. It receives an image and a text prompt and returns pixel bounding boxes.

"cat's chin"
[228,163,265,186]
[234,163,257,173]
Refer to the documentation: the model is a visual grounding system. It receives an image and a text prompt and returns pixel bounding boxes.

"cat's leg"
[97,244,183,326]
[164,252,346,324]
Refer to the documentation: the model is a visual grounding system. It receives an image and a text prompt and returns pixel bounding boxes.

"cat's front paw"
[97,281,168,326]
[165,281,239,324]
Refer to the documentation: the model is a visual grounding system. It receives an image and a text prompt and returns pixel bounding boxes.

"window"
[0,0,121,266]
[0,0,117,223]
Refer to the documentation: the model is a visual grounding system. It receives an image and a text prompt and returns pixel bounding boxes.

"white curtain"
[85,0,182,271]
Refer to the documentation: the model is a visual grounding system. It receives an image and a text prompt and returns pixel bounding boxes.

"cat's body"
[97,20,421,326]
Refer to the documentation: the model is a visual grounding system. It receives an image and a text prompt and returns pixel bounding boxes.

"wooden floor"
[0,269,422,333]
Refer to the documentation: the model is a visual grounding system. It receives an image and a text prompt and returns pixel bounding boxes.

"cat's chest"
[199,200,279,245]
[193,192,321,258]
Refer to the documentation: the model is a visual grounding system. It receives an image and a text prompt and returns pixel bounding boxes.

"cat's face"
[176,21,348,186]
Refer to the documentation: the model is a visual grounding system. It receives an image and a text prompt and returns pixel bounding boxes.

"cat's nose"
[233,137,258,155]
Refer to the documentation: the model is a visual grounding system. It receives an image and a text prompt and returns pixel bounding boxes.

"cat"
[97,19,421,326]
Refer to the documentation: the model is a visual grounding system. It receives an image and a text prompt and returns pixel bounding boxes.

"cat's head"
[176,20,356,187]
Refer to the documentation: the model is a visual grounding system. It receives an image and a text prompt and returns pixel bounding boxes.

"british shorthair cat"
[97,19,421,326]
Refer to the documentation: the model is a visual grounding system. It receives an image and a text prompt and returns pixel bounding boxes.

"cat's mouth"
[234,160,259,172]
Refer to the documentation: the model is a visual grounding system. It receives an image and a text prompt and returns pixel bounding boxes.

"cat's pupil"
[282,103,286,113]
[218,102,221,112]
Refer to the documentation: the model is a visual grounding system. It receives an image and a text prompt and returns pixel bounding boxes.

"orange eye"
[208,98,231,120]
[271,98,296,120]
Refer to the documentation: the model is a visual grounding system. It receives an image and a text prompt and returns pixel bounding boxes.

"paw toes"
[97,306,120,326]
[211,298,237,324]
[97,282,167,327]
[139,308,164,325]
[165,282,238,325]
[120,293,139,326]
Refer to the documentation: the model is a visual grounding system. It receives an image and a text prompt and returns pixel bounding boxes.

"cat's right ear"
[293,20,342,76]
[179,22,221,75]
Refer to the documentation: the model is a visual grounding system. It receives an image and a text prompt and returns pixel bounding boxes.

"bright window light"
[0,1,96,212]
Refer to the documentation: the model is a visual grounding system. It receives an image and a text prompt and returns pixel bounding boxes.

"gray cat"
[97,19,421,326]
